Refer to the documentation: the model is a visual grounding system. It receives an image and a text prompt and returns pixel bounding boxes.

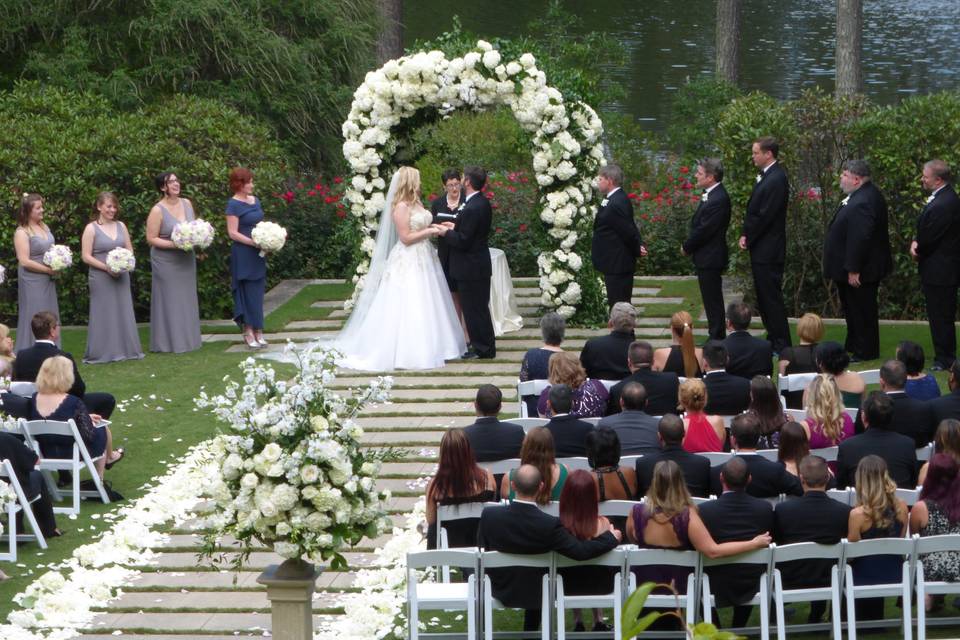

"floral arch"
[341,40,606,319]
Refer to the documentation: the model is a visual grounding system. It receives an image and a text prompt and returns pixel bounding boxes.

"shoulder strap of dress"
[183,199,195,219]
[594,470,606,501]
[615,468,631,496]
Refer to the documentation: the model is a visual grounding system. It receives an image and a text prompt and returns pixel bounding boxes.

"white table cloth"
[489,247,523,336]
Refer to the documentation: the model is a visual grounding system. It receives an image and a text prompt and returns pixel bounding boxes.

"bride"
[336,166,467,370]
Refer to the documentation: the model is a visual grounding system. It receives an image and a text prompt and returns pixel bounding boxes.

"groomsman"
[911,159,960,370]
[823,160,892,361]
[682,158,731,341]
[739,137,791,353]
[592,164,646,309]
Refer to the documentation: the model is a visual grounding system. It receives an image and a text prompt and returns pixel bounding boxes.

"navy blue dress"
[225,197,267,330]
[28,394,106,459]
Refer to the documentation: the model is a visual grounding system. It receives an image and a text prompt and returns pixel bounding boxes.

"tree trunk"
[715,0,741,85]
[835,0,863,97]
[376,0,403,65]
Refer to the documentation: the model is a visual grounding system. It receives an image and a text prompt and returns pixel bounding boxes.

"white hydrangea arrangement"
[104,247,136,274]
[250,220,287,257]
[0,264,6,284]
[341,41,606,318]
[171,219,216,251]
[41,245,72,272]
[195,342,394,570]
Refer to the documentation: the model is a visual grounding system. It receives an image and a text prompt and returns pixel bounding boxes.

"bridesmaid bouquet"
[106,247,136,274]
[0,264,6,284]
[251,221,287,257]
[42,244,73,272]
[171,219,216,251]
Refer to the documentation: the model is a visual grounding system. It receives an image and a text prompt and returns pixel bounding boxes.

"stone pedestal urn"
[257,558,323,640]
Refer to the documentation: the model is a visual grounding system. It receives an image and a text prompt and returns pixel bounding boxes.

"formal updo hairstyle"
[229,167,254,195]
[18,193,44,228]
[678,378,708,412]
[91,191,120,222]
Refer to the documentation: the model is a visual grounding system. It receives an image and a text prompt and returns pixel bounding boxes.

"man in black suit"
[591,163,645,309]
[463,385,524,462]
[701,341,751,416]
[436,166,495,359]
[710,413,802,498]
[836,391,917,489]
[911,159,960,370]
[0,431,59,538]
[13,311,116,418]
[544,385,595,457]
[580,302,636,380]
[478,464,620,631]
[773,455,851,624]
[606,341,679,416]
[853,360,935,445]
[595,382,660,456]
[682,158,731,341]
[635,414,711,497]
[823,160,892,362]
[930,361,960,425]
[739,136,791,354]
[699,456,775,629]
[722,300,773,379]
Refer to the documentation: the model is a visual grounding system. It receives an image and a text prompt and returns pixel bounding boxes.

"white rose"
[300,465,320,484]
[274,541,300,559]
[261,443,282,462]
[310,415,329,433]
[240,473,259,490]
[275,522,292,537]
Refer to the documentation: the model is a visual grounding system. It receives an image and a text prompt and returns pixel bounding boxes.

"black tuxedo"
[823,182,892,359]
[0,432,57,536]
[444,191,495,358]
[702,370,751,416]
[464,416,525,462]
[836,428,918,489]
[710,453,802,499]
[591,188,643,307]
[723,331,773,379]
[743,162,791,352]
[684,183,731,340]
[930,387,960,425]
[606,368,679,417]
[430,193,465,291]
[0,391,30,419]
[13,342,115,418]
[545,414,595,458]
[635,444,711,497]
[916,185,960,367]
[853,391,935,447]
[579,330,634,380]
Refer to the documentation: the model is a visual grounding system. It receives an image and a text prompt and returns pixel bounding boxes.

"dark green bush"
[666,78,743,159]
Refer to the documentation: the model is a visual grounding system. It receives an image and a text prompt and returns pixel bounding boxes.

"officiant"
[431,168,467,337]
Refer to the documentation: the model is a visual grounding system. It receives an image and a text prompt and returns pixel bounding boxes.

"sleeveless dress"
[150,203,202,353]
[84,224,143,363]
[630,503,694,594]
[15,229,60,351]
[28,393,106,458]
[225,197,267,330]
[336,207,467,371]
[664,345,702,377]
[778,343,817,408]
[507,465,569,502]
[805,413,855,449]
[919,501,960,582]
[683,413,724,452]
[426,488,496,550]
[851,508,904,620]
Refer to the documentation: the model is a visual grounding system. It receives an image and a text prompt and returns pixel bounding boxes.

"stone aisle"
[79,277,697,639]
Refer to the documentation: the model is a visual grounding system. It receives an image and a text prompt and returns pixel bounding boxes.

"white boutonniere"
[926,195,935,205]
[701,193,709,202]
[840,196,850,206]
[456,203,466,212]
[600,198,609,207]
[755,173,762,183]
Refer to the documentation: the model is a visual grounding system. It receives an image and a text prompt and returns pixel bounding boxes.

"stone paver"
[86,611,330,632]
[151,551,379,571]
[333,375,518,389]
[285,319,344,330]
[356,415,475,429]
[362,400,474,415]
[126,571,263,589]
[385,388,515,402]
[363,429,447,444]
[104,590,343,610]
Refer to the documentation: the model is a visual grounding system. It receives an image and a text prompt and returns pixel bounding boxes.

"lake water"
[404,0,960,128]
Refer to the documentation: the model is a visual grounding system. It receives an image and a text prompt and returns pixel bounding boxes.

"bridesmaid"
[13,194,60,352]
[81,192,144,363]
[225,167,267,349]
[146,172,202,353]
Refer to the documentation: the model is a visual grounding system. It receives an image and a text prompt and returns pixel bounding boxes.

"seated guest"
[773,455,851,624]
[847,455,909,622]
[29,356,123,479]
[14,311,116,419]
[678,378,726,454]
[0,431,61,539]
[479,464,620,632]
[0,386,30,419]
[537,352,608,418]
[519,312,565,415]
[636,414,712,498]
[853,359,935,445]
[836,391,917,489]
[580,302,636,380]
[909,454,960,607]
[596,382,660,456]
[747,375,791,449]
[710,413,802,498]
[0,323,15,365]
[722,300,773,379]
[652,310,702,378]
[802,374,855,449]
[606,340,679,416]
[698,457,776,629]
[919,419,960,485]
[585,427,637,500]
[701,341,751,416]
[543,384,595,457]
[502,427,568,504]
[425,428,496,549]
[897,340,941,401]
[813,341,865,409]
[929,360,960,426]
[463,384,524,462]
[778,313,825,408]
[777,421,810,478]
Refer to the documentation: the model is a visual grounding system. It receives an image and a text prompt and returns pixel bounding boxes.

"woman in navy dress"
[225,167,267,349]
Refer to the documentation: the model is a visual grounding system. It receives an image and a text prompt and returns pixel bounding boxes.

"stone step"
[285,319,344,330]
[102,589,343,611]
[363,429,447,444]
[356,416,474,429]
[332,375,518,389]
[83,636,260,640]
[383,388,514,401]
[157,532,395,551]
[126,570,356,590]
[381,461,438,476]
[85,611,335,633]
[361,400,474,415]
[149,551,379,571]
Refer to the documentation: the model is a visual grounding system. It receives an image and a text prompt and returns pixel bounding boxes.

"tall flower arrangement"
[342,40,606,319]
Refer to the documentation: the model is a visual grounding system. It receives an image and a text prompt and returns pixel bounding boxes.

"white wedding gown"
[336,207,466,371]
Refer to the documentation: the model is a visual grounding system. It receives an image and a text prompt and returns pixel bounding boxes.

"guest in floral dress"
[537,352,608,418]
[910,453,960,611]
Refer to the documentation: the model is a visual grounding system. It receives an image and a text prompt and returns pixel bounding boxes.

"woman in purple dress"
[536,352,608,418]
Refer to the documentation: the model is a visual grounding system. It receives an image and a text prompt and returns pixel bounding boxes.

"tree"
[836,0,863,97]
[376,0,404,64]
[715,0,741,85]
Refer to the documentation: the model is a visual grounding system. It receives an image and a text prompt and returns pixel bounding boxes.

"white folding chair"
[701,546,774,639]
[770,542,844,640]
[626,546,701,627]
[599,379,619,391]
[619,454,642,468]
[845,407,860,422]
[512,418,548,433]
[784,408,807,422]
[407,549,479,640]
[581,417,601,426]
[598,500,637,519]
[755,449,779,462]
[692,496,715,506]
[8,381,37,397]
[517,380,550,418]
[697,451,733,466]
[915,534,960,639]
[556,549,625,640]
[842,537,914,640]
[480,550,552,640]
[916,444,934,462]
[859,369,881,385]
[810,446,839,462]
[896,488,921,507]
[537,502,559,517]
[19,418,110,515]
[777,373,817,396]
[0,458,48,559]
[436,502,500,582]
[556,457,591,471]
[826,488,854,506]
[478,458,520,476]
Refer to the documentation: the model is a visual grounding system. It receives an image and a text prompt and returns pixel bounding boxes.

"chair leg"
[484,577,493,640]
[759,574,770,640]
[773,572,785,640]
[467,575,476,640]
[613,578,622,640]
[701,575,713,625]
[555,575,565,640]
[902,563,913,640]
[916,564,925,640]
[831,571,843,640]
[6,504,16,562]
[845,567,857,640]
[20,500,47,550]
[72,461,80,515]
[541,574,550,640]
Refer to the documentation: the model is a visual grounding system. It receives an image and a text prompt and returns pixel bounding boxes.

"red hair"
[920,453,960,524]
[428,428,487,502]
[559,469,599,540]
[229,167,254,194]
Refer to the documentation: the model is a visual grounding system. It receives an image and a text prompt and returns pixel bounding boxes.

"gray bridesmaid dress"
[15,228,60,352]
[149,202,202,353]
[84,224,144,363]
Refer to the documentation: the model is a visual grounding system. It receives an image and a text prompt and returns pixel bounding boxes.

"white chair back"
[0,458,47,557]
[916,444,934,461]
[619,454,642,468]
[770,542,844,640]
[755,449,779,461]
[826,488,854,505]
[407,549,479,640]
[511,418,548,432]
[556,457,591,471]
[436,501,499,552]
[859,369,881,385]
[478,458,519,475]
[916,534,960,639]
[581,416,601,426]
[537,502,559,517]
[480,550,552,640]
[778,372,817,394]
[598,500,637,518]
[517,379,550,418]
[895,488,921,507]
[555,549,626,640]
[599,379,619,391]
[625,547,701,627]
[842,537,914,640]
[696,451,733,465]
[810,445,839,461]
[8,381,37,397]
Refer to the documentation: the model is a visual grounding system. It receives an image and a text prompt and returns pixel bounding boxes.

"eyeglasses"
[166,177,181,184]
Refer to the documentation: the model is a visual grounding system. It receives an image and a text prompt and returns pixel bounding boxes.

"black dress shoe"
[592,621,612,632]
[573,622,586,633]
[477,352,496,359]
[460,351,479,360]
[849,355,863,363]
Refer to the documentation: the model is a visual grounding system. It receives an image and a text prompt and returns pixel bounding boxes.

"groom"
[436,166,496,359]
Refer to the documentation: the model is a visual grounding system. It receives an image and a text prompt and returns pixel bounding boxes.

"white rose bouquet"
[250,221,287,257]
[0,264,6,285]
[105,247,136,274]
[171,219,216,251]
[42,245,72,272]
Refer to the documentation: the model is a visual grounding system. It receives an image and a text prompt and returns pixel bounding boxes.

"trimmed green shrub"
[666,78,743,159]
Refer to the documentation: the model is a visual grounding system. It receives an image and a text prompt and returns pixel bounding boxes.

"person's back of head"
[35,355,74,394]
[658,414,685,447]
[798,454,830,491]
[539,312,565,347]
[731,413,761,450]
[620,381,648,411]
[895,340,925,376]
[950,360,960,392]
[721,456,750,492]
[31,311,58,341]
[702,340,727,371]
[796,313,825,344]
[861,390,894,430]
[815,341,849,376]
[678,378,707,412]
[934,419,960,462]
[628,340,654,369]
[879,359,907,392]
[475,384,502,417]
[512,464,543,501]
[585,427,621,469]
[646,459,693,516]
[609,302,637,333]
[548,383,573,415]
[726,301,752,332]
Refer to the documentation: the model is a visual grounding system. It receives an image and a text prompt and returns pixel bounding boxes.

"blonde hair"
[678,378,708,412]
[0,323,12,359]
[854,455,899,530]
[805,374,845,443]
[670,310,699,378]
[393,167,421,206]
[646,460,695,518]
[796,313,825,344]
[548,352,586,389]
[36,355,75,394]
